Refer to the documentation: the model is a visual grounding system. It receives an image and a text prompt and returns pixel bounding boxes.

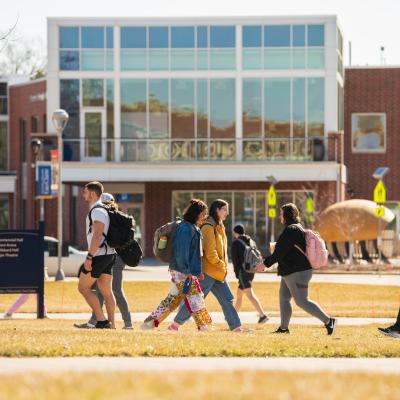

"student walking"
[74,193,132,330]
[256,203,337,335]
[170,199,247,333]
[231,224,268,324]
[141,199,212,331]
[77,181,116,329]
[378,306,400,339]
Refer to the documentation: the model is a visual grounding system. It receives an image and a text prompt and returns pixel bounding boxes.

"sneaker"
[325,318,337,336]
[272,327,290,334]
[168,323,179,331]
[123,325,133,330]
[378,326,400,339]
[232,327,254,333]
[73,322,95,329]
[95,320,112,329]
[140,317,156,331]
[3,313,12,319]
[258,315,269,324]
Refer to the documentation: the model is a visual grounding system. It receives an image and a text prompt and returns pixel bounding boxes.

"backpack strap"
[88,205,108,253]
[293,225,307,258]
[236,238,249,249]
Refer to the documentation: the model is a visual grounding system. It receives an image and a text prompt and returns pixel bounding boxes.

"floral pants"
[149,270,212,329]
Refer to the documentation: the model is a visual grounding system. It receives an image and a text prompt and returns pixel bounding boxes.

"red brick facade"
[344,67,400,201]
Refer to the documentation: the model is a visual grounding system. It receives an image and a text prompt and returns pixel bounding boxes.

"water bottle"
[158,235,168,250]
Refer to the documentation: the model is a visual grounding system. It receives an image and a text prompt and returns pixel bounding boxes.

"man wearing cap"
[231,224,269,324]
[78,181,116,329]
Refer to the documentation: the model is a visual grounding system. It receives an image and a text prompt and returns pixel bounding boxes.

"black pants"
[394,306,400,329]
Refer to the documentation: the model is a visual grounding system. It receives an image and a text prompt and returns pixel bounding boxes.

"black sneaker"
[258,315,269,324]
[378,326,400,339]
[272,327,290,334]
[95,320,112,329]
[325,318,337,335]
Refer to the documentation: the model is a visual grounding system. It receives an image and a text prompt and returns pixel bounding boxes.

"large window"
[171,79,195,139]
[59,26,113,71]
[60,79,80,139]
[242,77,324,161]
[352,113,386,153]
[120,25,235,71]
[82,79,104,107]
[242,24,325,70]
[0,122,7,170]
[0,82,7,115]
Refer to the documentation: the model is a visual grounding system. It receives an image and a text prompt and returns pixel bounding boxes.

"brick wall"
[345,68,400,201]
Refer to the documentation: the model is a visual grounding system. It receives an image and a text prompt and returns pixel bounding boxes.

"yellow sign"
[306,196,314,213]
[374,180,386,204]
[375,206,385,217]
[268,208,276,218]
[268,185,277,206]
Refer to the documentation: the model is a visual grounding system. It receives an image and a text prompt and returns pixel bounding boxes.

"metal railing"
[59,136,338,163]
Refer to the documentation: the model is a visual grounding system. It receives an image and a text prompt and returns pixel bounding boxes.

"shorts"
[81,254,116,279]
[238,269,255,290]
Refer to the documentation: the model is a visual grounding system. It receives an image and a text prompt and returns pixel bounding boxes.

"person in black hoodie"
[256,203,337,335]
[231,224,268,324]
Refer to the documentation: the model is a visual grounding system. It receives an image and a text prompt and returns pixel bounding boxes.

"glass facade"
[59,26,113,71]
[242,24,324,70]
[172,190,313,252]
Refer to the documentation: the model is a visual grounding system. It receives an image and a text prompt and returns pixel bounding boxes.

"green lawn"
[0,281,398,317]
[0,371,399,400]
[0,320,398,358]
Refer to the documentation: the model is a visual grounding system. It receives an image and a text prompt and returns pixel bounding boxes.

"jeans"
[174,273,241,330]
[89,267,132,326]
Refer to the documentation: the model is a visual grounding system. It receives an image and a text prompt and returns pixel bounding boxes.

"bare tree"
[0,28,46,79]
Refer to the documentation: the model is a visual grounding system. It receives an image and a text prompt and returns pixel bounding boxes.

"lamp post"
[51,109,69,282]
[30,139,43,226]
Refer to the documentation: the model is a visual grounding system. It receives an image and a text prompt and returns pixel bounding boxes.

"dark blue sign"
[116,193,133,203]
[0,228,45,318]
[37,164,52,197]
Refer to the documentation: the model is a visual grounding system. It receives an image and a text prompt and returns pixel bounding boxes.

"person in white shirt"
[78,181,116,329]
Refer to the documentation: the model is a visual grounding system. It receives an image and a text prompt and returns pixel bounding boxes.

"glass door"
[81,109,106,161]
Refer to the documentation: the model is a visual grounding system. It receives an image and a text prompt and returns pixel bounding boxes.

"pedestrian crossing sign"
[268,185,277,206]
[374,180,386,204]
[375,206,385,217]
[269,208,276,218]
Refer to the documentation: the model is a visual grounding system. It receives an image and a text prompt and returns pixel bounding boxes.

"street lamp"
[30,139,43,226]
[52,109,69,281]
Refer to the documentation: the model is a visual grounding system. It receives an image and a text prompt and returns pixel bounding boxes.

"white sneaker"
[140,318,156,331]
[3,313,12,319]
[73,322,95,329]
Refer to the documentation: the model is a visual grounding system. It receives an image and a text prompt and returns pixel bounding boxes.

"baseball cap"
[101,192,115,204]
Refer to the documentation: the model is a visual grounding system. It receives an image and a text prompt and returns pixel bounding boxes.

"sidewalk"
[3,312,393,326]
[0,356,399,374]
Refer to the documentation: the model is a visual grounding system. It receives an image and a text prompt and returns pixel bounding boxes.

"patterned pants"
[148,270,212,329]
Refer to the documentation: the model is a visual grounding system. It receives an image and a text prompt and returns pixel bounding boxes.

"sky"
[1,0,400,66]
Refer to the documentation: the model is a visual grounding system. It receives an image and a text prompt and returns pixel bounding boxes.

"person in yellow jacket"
[169,199,245,332]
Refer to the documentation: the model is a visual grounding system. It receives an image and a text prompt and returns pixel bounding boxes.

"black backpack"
[88,205,143,267]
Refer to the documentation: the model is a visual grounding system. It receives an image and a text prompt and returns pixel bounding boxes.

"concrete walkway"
[121,265,400,285]
[0,357,399,374]
[3,312,393,326]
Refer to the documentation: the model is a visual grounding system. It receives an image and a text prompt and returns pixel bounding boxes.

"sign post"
[268,185,277,242]
[374,179,387,266]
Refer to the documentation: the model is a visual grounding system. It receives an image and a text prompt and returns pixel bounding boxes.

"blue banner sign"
[36,163,52,197]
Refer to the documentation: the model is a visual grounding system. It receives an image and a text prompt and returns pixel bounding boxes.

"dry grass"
[0,281,398,317]
[0,320,399,358]
[0,370,399,400]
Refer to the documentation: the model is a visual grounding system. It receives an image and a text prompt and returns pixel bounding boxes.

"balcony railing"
[59,136,340,163]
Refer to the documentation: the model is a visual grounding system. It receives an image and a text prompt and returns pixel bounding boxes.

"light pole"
[52,109,69,282]
[372,167,389,267]
[30,139,44,226]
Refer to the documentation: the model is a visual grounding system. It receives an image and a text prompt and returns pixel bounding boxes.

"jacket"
[169,221,202,276]
[201,217,228,282]
[231,235,251,278]
[263,223,311,276]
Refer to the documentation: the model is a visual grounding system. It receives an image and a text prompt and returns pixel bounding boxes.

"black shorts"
[81,254,116,279]
[238,269,255,290]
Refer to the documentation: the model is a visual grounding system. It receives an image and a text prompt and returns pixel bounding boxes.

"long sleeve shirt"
[263,223,311,276]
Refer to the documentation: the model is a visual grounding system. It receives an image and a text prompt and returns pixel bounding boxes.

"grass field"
[0,281,398,317]
[0,371,399,400]
[0,320,398,357]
